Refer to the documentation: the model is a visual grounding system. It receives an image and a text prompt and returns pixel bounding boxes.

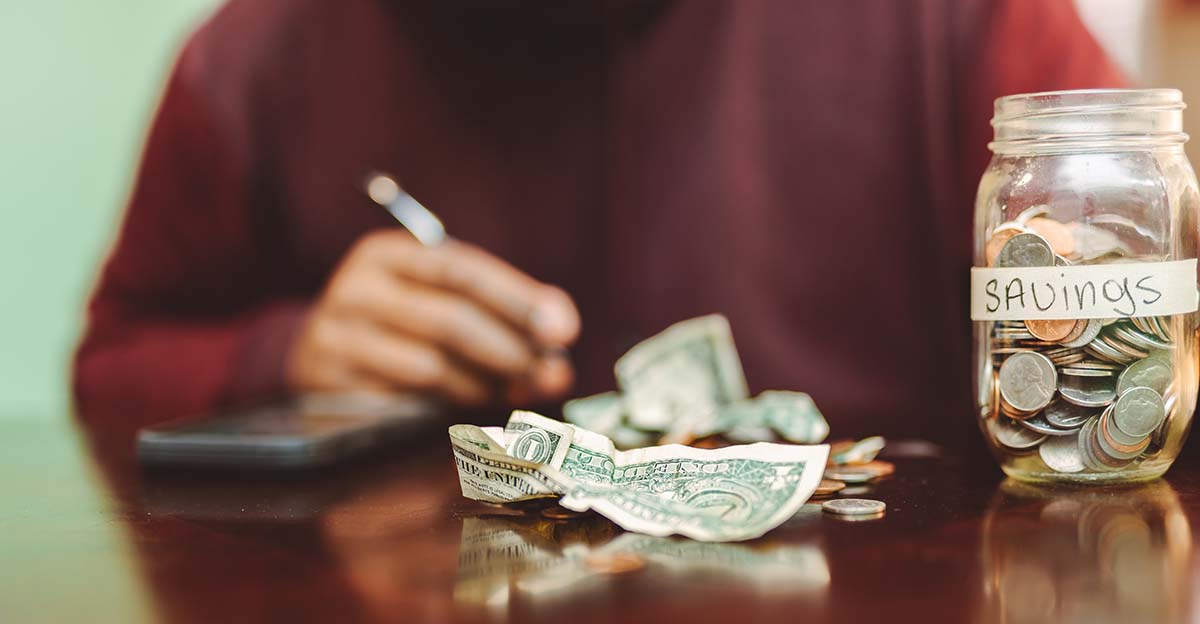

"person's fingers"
[334,319,492,406]
[360,232,581,347]
[332,267,537,376]
[530,350,574,399]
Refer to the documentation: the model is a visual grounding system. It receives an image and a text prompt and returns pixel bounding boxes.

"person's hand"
[286,230,580,406]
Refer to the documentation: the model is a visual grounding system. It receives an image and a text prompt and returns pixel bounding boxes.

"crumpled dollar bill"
[450,411,829,542]
[564,315,829,448]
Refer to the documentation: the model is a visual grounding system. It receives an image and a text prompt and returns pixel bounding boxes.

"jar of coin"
[971,89,1200,484]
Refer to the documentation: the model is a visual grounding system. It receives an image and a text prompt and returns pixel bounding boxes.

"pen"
[364,172,448,246]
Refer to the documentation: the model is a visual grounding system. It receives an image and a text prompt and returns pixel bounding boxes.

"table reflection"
[454,505,830,613]
[978,479,1193,624]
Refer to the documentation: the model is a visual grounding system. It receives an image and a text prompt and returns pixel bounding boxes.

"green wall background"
[0,1,217,420]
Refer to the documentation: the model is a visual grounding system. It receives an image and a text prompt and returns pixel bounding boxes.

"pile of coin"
[983,212,1178,474]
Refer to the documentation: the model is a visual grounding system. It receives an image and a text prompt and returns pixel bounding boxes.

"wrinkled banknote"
[564,315,828,448]
[616,315,749,432]
[450,411,829,542]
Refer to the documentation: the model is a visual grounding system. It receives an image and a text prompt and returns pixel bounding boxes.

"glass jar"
[972,89,1200,484]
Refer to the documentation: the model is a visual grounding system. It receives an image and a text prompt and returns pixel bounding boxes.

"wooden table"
[4,416,1199,623]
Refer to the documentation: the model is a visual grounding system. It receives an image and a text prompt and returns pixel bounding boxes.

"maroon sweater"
[75,0,1123,440]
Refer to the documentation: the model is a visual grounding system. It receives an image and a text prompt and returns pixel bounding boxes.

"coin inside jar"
[1024,318,1078,342]
[994,232,1055,268]
[1116,357,1172,396]
[1111,386,1166,439]
[999,351,1058,413]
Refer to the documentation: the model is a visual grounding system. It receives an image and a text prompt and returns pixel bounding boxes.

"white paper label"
[970,259,1198,321]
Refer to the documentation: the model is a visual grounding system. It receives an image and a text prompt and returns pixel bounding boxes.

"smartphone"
[137,393,441,470]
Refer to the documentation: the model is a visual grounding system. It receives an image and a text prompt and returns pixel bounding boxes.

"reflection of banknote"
[450,411,829,542]
[454,515,829,608]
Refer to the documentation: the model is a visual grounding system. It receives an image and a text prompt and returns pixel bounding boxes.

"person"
[74,0,1124,442]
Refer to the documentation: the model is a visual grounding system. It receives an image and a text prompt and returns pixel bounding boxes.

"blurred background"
[0,0,1197,421]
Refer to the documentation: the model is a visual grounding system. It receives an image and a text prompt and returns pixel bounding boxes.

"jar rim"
[990,89,1188,153]
[993,88,1185,124]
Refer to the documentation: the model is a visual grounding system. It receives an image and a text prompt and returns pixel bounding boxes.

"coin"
[826,511,885,522]
[1042,399,1095,430]
[986,224,1029,265]
[991,416,1047,450]
[1019,413,1077,436]
[994,232,1055,268]
[1061,319,1103,348]
[999,351,1058,412]
[815,479,846,496]
[831,436,886,465]
[1025,217,1076,257]
[1058,372,1117,408]
[822,498,887,516]
[542,506,586,520]
[1112,324,1171,352]
[1111,387,1166,439]
[1038,434,1084,473]
[584,553,646,575]
[824,466,878,483]
[1116,357,1172,396]
[857,460,896,477]
[1098,409,1151,459]
[1025,319,1077,342]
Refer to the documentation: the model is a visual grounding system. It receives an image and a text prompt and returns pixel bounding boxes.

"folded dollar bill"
[450,411,829,542]
[564,315,829,448]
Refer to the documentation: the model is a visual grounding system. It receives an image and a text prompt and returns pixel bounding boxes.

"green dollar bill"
[615,315,749,432]
[450,411,828,542]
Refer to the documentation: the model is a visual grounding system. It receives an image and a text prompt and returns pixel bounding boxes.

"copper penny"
[584,553,646,575]
[1025,217,1076,257]
[986,225,1028,266]
[858,460,896,478]
[1024,318,1077,342]
[1057,319,1088,344]
[815,479,846,495]
[541,506,585,520]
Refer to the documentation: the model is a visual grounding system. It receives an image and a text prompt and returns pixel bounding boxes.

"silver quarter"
[1061,319,1103,348]
[1019,413,1078,436]
[1058,373,1117,408]
[1116,357,1172,396]
[822,498,887,516]
[994,232,1055,268]
[1039,434,1084,473]
[1043,399,1095,430]
[991,416,1048,450]
[1111,387,1166,439]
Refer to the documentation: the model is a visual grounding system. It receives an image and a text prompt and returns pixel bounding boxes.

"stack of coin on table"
[984,207,1178,474]
[820,436,893,487]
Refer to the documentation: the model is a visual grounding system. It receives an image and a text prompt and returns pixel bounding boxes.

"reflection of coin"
[541,506,585,520]
[822,498,886,516]
[584,553,646,575]
[1025,319,1077,342]
[999,352,1058,412]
